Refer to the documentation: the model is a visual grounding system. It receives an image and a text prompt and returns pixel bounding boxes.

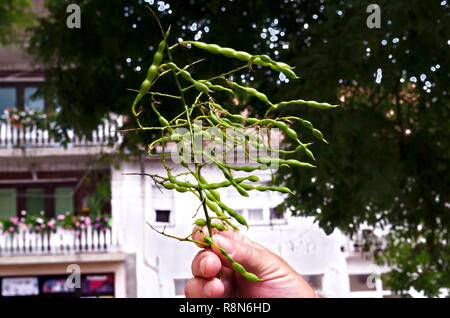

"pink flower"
[75,222,81,227]
[57,215,65,220]
[35,226,41,231]
[9,217,19,224]
[9,227,15,232]
[48,220,55,227]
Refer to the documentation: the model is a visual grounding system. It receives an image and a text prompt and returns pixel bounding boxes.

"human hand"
[185,228,320,298]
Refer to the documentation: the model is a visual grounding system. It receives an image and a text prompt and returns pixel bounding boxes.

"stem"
[196,165,213,236]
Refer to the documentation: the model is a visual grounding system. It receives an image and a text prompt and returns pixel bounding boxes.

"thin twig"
[146,5,164,37]
[146,222,208,246]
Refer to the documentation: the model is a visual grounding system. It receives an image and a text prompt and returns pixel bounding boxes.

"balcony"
[0,112,123,149]
[0,216,121,256]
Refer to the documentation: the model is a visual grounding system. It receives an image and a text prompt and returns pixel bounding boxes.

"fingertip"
[203,278,225,298]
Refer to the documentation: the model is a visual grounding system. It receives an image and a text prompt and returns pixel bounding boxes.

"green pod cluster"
[204,197,240,231]
[205,191,248,228]
[131,27,171,116]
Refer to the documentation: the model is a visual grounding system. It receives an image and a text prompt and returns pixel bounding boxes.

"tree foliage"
[26,0,450,296]
[0,0,34,45]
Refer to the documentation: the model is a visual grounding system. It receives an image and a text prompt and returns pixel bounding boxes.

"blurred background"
[0,0,448,298]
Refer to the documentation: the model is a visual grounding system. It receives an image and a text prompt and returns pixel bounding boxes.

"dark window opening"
[270,207,284,220]
[349,274,376,292]
[303,274,324,290]
[173,279,188,296]
[155,210,170,223]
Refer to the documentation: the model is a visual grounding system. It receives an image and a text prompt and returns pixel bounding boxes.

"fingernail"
[203,281,213,297]
[200,257,209,276]
[214,235,234,254]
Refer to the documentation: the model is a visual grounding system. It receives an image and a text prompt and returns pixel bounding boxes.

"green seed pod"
[242,272,261,282]
[220,47,238,58]
[276,99,339,110]
[235,51,252,61]
[205,192,248,227]
[312,128,328,143]
[209,189,221,201]
[194,219,207,226]
[175,186,189,193]
[211,223,226,231]
[247,175,260,182]
[231,262,261,282]
[228,81,270,104]
[131,27,170,116]
[231,262,247,275]
[270,63,299,79]
[300,119,313,130]
[162,183,176,190]
[194,82,212,93]
[240,183,294,195]
[205,198,224,216]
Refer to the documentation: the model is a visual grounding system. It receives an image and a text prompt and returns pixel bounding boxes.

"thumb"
[211,230,290,280]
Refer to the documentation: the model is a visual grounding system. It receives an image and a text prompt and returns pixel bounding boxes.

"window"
[24,87,44,111]
[248,208,263,221]
[349,274,376,292]
[0,189,16,219]
[54,187,74,215]
[155,210,170,223]
[0,87,16,112]
[270,207,284,220]
[25,188,46,216]
[303,274,324,290]
[173,279,188,296]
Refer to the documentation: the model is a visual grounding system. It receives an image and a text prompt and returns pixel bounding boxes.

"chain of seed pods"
[129,29,337,283]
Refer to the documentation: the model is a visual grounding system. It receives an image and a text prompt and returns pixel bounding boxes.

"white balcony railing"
[0,226,120,256]
[0,116,123,148]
